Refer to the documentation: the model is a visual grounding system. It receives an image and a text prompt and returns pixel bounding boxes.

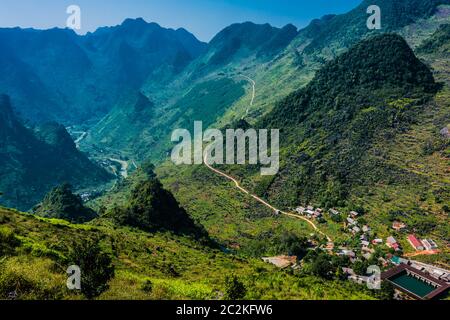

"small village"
[262,205,449,300]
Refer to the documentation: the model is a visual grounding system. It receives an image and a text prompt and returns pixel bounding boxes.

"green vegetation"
[1,0,450,301]
[110,167,207,238]
[300,0,450,56]
[418,23,450,53]
[67,239,115,299]
[0,207,373,300]
[224,274,246,300]
[257,34,438,209]
[0,95,112,210]
[33,184,97,223]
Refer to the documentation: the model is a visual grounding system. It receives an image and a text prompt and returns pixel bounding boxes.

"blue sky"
[0,0,363,41]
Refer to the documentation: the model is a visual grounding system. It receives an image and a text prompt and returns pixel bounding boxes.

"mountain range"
[0,21,206,123]
[0,0,449,301]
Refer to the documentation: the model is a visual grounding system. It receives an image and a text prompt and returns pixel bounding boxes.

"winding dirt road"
[240,75,256,117]
[204,154,331,242]
[203,75,332,242]
[203,74,332,241]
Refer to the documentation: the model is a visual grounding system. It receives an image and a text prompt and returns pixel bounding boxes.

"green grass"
[156,162,317,255]
[0,207,374,300]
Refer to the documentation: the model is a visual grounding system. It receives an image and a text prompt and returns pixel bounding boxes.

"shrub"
[67,239,115,299]
[0,227,20,256]
[224,275,246,300]
[141,280,153,293]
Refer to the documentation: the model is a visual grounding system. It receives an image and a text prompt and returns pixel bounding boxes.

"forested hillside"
[0,95,112,210]
[258,34,438,207]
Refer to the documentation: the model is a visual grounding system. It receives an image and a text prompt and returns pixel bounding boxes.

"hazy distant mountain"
[207,22,298,66]
[0,19,206,123]
[0,95,112,210]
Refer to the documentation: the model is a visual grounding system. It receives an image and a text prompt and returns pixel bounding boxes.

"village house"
[325,242,335,251]
[312,210,322,219]
[307,206,314,211]
[378,257,389,267]
[386,236,401,252]
[361,240,370,248]
[362,252,373,260]
[339,249,356,259]
[262,256,297,269]
[392,221,406,231]
[352,226,361,234]
[342,268,356,276]
[422,239,438,251]
[349,211,359,218]
[295,207,305,215]
[362,225,371,233]
[391,256,409,265]
[372,238,383,245]
[329,209,340,216]
[362,246,375,255]
[348,275,369,285]
[407,235,424,251]
[346,217,357,226]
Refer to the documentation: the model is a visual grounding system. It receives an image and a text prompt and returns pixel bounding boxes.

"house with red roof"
[407,235,424,251]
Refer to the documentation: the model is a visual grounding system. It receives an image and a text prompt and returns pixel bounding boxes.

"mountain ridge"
[0,18,207,123]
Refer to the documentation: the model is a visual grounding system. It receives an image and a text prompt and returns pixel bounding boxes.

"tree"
[310,254,335,280]
[373,281,395,300]
[331,214,343,223]
[141,161,156,179]
[224,275,246,300]
[67,239,115,299]
[277,232,309,259]
[353,260,369,275]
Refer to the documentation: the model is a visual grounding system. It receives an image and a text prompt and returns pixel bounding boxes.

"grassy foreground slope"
[0,207,372,300]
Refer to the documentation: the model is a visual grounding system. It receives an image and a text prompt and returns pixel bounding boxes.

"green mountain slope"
[0,95,112,210]
[32,184,97,223]
[86,2,450,166]
[86,22,297,162]
[109,166,208,238]
[85,1,450,265]
[418,23,450,53]
[153,32,449,266]
[230,33,449,261]
[257,34,438,207]
[216,1,450,127]
[298,0,450,56]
